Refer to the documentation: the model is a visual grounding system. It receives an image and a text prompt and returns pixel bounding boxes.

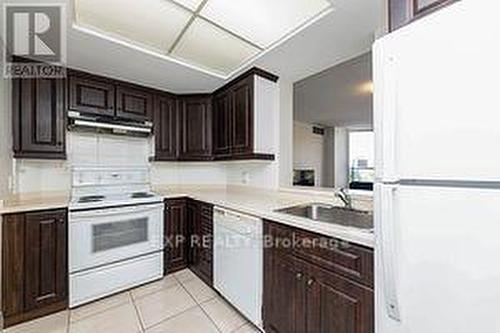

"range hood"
[68,111,153,137]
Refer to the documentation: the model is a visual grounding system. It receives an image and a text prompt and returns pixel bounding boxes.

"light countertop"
[0,186,374,248]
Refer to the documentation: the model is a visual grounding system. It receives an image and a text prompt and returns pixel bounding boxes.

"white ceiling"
[294,52,373,129]
[13,0,380,93]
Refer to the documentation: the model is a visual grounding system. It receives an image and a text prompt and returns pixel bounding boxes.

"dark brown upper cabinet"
[212,90,232,157]
[212,69,278,161]
[2,209,68,328]
[389,0,458,31]
[178,95,213,161]
[68,70,115,117]
[12,77,66,159]
[154,93,178,161]
[231,77,253,156]
[116,84,154,121]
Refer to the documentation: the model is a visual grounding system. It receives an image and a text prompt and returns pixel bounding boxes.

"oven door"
[69,203,164,273]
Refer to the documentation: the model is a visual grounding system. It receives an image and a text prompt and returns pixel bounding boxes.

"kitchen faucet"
[336,188,353,209]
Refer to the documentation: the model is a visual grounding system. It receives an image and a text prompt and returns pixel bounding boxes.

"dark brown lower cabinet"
[2,209,68,328]
[164,199,213,286]
[264,220,374,333]
[188,201,213,286]
[164,199,189,274]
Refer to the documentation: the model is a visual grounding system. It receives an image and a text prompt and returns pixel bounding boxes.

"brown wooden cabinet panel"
[2,209,68,328]
[68,71,115,117]
[264,252,306,333]
[179,96,212,160]
[12,78,66,159]
[306,264,374,333]
[389,0,458,31]
[165,199,189,274]
[154,94,178,161]
[24,210,68,311]
[213,91,232,157]
[231,78,253,155]
[188,200,213,286]
[263,220,374,333]
[116,84,154,121]
[2,214,26,318]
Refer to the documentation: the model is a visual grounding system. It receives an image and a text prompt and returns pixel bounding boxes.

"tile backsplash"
[13,132,280,193]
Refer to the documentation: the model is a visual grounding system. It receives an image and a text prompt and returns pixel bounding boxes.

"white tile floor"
[5,269,260,333]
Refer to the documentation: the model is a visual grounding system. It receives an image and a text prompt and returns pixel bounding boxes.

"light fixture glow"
[358,81,374,94]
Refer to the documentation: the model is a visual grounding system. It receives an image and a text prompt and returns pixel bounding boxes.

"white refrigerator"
[373,1,500,332]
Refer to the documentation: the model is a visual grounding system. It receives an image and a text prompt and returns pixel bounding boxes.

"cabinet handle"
[307,278,315,287]
[296,273,303,281]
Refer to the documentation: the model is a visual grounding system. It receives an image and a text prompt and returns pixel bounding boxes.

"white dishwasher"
[214,207,263,329]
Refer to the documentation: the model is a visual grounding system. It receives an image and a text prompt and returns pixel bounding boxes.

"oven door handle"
[70,203,163,219]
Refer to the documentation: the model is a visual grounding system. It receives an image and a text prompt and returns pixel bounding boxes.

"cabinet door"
[197,204,213,285]
[389,0,457,31]
[231,78,253,155]
[263,253,306,333]
[154,94,178,161]
[24,210,68,311]
[165,199,188,274]
[13,78,66,159]
[68,72,115,117]
[2,214,26,318]
[179,96,212,160]
[116,84,154,121]
[306,267,374,333]
[213,91,232,157]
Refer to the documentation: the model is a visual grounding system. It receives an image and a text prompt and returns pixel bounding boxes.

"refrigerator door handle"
[377,184,401,321]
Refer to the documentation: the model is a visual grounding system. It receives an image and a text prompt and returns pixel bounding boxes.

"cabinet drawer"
[265,221,373,288]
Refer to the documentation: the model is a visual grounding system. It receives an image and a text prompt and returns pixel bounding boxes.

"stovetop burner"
[78,195,106,203]
[131,192,155,199]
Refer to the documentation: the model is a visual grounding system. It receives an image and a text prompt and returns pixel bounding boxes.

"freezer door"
[376,183,500,332]
[374,1,500,182]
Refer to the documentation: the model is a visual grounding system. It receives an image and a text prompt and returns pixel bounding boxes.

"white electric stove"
[68,167,164,307]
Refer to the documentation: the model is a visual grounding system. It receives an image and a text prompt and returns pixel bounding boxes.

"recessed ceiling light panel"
[75,0,192,53]
[200,0,332,48]
[171,18,260,76]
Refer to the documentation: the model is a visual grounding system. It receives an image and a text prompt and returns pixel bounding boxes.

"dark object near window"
[349,182,373,191]
[294,170,315,186]
[312,126,324,135]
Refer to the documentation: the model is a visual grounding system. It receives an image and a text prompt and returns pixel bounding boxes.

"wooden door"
[24,210,68,311]
[154,94,178,161]
[165,199,189,274]
[212,90,232,157]
[13,78,66,159]
[389,0,458,31]
[306,266,374,333]
[68,71,115,117]
[116,84,154,121]
[231,78,253,155]
[179,96,212,160]
[263,253,306,333]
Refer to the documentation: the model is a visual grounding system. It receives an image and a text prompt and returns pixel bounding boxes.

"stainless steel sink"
[275,203,373,231]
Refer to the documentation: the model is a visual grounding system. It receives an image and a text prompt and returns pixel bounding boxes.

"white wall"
[293,121,324,186]
[334,127,349,188]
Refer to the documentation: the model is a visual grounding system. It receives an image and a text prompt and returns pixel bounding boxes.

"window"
[348,131,374,190]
